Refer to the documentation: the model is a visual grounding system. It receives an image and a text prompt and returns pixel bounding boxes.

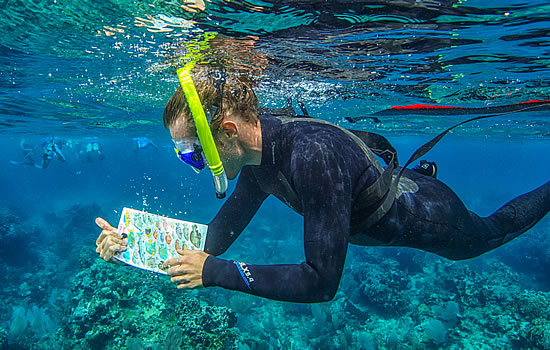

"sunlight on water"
[1,0,549,135]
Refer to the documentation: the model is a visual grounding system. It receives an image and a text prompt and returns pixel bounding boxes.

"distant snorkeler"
[38,137,66,169]
[96,67,549,303]
[82,137,105,162]
[133,136,158,153]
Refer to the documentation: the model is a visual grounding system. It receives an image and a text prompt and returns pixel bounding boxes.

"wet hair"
[163,67,259,133]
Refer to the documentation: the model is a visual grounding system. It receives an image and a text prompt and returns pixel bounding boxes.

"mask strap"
[212,68,226,119]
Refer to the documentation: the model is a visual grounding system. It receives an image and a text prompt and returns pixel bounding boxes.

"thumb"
[96,217,116,231]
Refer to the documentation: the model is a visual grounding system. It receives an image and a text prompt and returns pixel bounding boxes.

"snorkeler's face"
[169,116,246,180]
[169,117,194,141]
[212,120,246,180]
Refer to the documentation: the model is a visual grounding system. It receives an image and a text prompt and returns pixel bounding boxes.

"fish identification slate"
[114,207,207,275]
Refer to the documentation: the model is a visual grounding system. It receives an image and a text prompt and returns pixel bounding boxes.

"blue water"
[1,0,550,349]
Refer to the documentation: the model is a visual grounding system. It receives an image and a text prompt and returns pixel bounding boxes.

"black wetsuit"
[202,113,550,302]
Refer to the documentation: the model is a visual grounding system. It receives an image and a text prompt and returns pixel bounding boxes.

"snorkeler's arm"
[204,166,269,256]
[202,143,351,302]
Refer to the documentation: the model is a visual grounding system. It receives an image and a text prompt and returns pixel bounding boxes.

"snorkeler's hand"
[95,217,127,263]
[163,250,209,289]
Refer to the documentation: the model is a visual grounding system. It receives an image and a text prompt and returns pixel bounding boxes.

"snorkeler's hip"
[350,171,470,246]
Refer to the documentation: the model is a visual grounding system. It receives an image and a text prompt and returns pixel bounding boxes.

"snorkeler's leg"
[40,158,50,169]
[11,158,41,168]
[377,171,549,260]
[55,149,66,162]
[435,181,550,259]
[479,181,550,248]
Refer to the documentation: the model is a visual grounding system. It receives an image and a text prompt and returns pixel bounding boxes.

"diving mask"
[173,138,206,173]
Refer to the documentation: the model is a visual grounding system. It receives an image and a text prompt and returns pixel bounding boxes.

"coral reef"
[58,248,239,349]
[1,201,549,349]
[0,328,7,350]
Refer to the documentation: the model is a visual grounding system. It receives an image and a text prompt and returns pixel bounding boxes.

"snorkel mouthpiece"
[176,68,228,199]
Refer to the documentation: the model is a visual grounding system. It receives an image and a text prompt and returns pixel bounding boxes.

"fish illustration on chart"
[114,208,208,274]
[190,224,201,248]
[183,225,190,241]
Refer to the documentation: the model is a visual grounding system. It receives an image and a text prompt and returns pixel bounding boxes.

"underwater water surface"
[1,0,550,349]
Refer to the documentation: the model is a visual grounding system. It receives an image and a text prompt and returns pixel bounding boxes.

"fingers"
[164,255,192,278]
[99,240,126,261]
[95,217,122,247]
[96,228,122,247]
[171,275,191,284]
[163,250,198,272]
[96,217,116,231]
[163,255,185,269]
[167,263,188,275]
[179,280,202,289]
[96,230,112,246]
[100,234,121,251]
[163,249,194,269]
[163,250,206,290]
[96,231,127,262]
[170,273,202,289]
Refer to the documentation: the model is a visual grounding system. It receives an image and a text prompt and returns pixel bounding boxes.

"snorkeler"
[133,136,158,153]
[38,137,66,169]
[95,67,549,303]
[82,137,104,162]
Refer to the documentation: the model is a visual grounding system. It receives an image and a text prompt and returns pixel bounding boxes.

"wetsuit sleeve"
[204,167,269,256]
[202,142,352,302]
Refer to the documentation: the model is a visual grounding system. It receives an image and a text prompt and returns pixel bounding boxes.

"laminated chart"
[114,207,207,274]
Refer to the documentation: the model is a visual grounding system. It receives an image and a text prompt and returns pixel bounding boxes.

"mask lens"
[173,138,206,173]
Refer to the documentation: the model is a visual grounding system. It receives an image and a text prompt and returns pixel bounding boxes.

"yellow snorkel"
[176,68,228,199]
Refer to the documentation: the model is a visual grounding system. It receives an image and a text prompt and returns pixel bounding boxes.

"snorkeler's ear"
[220,120,238,139]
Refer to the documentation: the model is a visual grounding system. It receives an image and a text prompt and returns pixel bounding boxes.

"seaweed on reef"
[57,248,240,349]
